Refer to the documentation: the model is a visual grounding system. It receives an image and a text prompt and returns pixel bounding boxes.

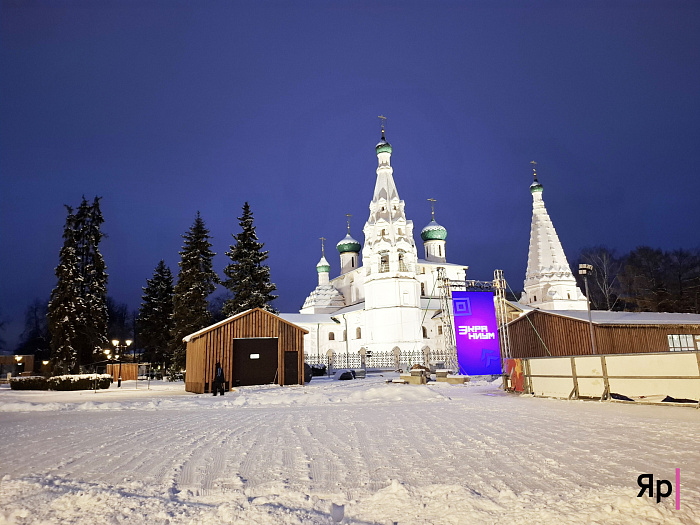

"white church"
[280,127,468,360]
[280,128,587,361]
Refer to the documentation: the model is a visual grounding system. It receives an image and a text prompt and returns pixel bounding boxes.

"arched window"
[421,282,425,296]
[398,250,408,272]
[329,332,335,341]
[422,326,428,339]
[351,256,355,268]
[380,253,389,273]
[356,327,361,339]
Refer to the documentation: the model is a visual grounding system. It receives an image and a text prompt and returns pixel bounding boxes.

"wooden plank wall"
[508,310,700,358]
[106,363,138,381]
[185,309,306,393]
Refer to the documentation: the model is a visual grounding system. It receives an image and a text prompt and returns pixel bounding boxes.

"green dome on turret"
[336,233,361,254]
[421,219,447,241]
[316,255,331,274]
[375,127,392,154]
[529,161,543,193]
[376,139,392,155]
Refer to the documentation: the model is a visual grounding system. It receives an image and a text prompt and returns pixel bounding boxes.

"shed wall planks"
[184,308,307,394]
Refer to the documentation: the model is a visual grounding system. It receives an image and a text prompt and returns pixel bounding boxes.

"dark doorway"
[232,338,278,386]
[283,351,299,385]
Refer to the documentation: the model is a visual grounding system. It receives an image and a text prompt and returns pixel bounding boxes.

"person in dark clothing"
[212,361,225,396]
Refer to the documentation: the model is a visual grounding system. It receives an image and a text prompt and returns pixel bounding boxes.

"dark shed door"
[232,338,278,386]
[284,351,299,385]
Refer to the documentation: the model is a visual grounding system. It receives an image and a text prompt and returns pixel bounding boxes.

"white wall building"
[280,128,467,359]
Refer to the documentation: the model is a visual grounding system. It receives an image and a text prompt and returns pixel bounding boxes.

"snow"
[0,375,698,524]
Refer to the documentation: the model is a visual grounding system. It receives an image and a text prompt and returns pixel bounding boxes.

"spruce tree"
[171,213,219,369]
[73,197,109,367]
[47,207,84,374]
[222,202,277,316]
[138,260,174,368]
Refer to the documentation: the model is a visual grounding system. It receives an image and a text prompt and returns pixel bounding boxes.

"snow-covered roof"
[416,259,467,268]
[530,309,700,325]
[279,313,336,324]
[183,308,310,342]
[183,309,253,342]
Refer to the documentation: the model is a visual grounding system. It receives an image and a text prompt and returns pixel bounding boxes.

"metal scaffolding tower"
[493,269,511,361]
[437,267,511,373]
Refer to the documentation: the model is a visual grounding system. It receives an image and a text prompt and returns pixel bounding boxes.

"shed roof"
[183,308,309,343]
[518,309,700,326]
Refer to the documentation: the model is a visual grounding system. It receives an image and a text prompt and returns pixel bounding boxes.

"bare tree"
[574,246,623,310]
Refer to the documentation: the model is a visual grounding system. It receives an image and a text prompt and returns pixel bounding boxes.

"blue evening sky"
[2,1,699,348]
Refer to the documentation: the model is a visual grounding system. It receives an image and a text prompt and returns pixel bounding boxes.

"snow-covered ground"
[0,374,697,524]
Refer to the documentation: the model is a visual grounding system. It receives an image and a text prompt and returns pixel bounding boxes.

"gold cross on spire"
[345,214,352,233]
[320,237,326,257]
[427,198,436,220]
[378,115,387,139]
[530,160,538,181]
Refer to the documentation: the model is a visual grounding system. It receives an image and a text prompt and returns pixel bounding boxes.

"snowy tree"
[138,260,174,368]
[72,197,109,367]
[171,213,219,369]
[222,202,277,316]
[47,207,84,374]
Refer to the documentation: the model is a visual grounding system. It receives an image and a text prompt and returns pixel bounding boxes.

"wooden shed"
[184,308,308,394]
[508,309,700,358]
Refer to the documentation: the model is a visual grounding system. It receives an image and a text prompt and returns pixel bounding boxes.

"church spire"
[522,162,587,310]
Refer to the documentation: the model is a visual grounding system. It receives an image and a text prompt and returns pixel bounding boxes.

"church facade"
[280,129,467,360]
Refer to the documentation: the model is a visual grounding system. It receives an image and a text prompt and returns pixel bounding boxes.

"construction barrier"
[505,351,700,407]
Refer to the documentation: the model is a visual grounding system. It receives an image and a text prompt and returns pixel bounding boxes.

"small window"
[343,330,347,341]
[533,295,537,302]
[329,332,335,341]
[668,334,694,351]
[422,326,428,339]
[438,245,442,257]
[567,293,571,299]
[438,325,443,335]
[421,282,425,296]
[356,327,361,339]
[351,256,355,268]
[381,229,386,236]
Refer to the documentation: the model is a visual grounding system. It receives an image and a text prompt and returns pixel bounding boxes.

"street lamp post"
[112,340,132,387]
[578,264,597,355]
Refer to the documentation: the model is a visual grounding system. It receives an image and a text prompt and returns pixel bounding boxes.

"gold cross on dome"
[427,198,436,219]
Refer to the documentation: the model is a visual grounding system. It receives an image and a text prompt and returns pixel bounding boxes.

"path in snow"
[0,376,698,524]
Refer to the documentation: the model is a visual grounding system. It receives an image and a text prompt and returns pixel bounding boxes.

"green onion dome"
[530,179,543,193]
[336,233,361,254]
[316,255,331,274]
[375,139,392,155]
[421,219,447,241]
